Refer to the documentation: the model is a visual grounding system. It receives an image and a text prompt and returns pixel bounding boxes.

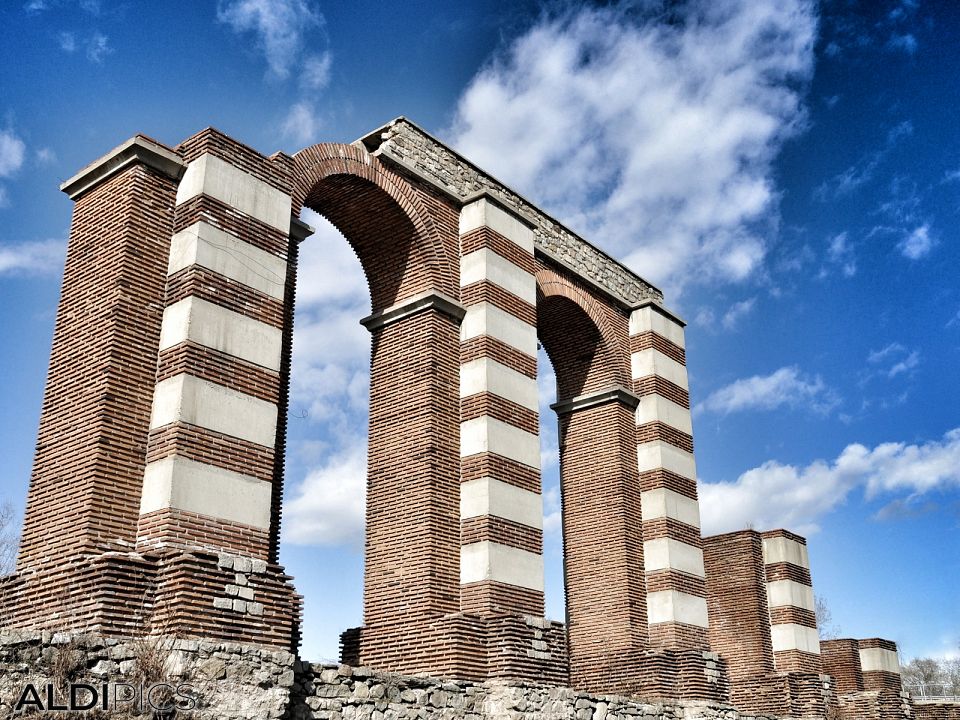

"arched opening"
[536,271,648,693]
[279,145,461,666]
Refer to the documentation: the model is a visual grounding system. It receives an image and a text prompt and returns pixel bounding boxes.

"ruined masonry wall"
[0,631,776,720]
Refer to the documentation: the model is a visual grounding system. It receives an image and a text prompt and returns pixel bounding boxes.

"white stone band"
[859,647,900,674]
[640,488,701,528]
[460,357,538,412]
[762,535,810,569]
[635,394,693,435]
[629,304,686,348]
[460,541,544,591]
[631,348,689,388]
[644,538,706,578]
[770,623,821,654]
[160,296,283,371]
[459,197,534,253]
[176,153,291,233]
[646,590,709,628]
[150,373,277,447]
[461,416,540,469]
[637,441,697,480]
[140,455,272,529]
[460,302,537,357]
[766,579,815,611]
[461,477,543,529]
[168,221,287,301]
[460,248,536,305]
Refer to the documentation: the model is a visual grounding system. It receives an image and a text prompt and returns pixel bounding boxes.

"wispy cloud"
[887,33,917,55]
[448,0,817,296]
[86,32,110,63]
[57,31,76,53]
[217,0,323,80]
[0,130,26,178]
[300,51,332,91]
[825,231,856,277]
[863,343,921,384]
[898,223,936,260]
[722,298,756,330]
[695,365,839,417]
[700,427,960,535]
[814,121,913,201]
[280,101,323,144]
[0,239,66,275]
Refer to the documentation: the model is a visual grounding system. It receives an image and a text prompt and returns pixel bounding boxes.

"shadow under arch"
[286,144,463,674]
[535,265,648,694]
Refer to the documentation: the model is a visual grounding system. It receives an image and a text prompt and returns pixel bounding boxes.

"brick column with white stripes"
[859,638,903,692]
[761,530,822,673]
[630,301,709,649]
[458,194,544,617]
[135,130,302,648]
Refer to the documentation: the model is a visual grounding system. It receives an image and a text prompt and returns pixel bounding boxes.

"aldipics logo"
[12,681,199,713]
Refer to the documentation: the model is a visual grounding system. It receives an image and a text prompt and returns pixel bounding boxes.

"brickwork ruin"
[1,117,952,720]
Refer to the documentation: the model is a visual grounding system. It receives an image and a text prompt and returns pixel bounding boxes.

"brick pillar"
[357,291,466,673]
[761,530,822,673]
[457,195,544,617]
[629,301,709,649]
[135,130,301,649]
[703,530,776,684]
[859,638,903,691]
[7,136,182,630]
[552,387,648,693]
[821,639,865,693]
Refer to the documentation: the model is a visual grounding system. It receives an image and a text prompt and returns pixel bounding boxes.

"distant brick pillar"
[136,129,301,648]
[629,301,709,649]
[821,639,865,693]
[703,530,776,684]
[6,136,183,632]
[859,638,903,691]
[458,195,544,617]
[761,530,821,672]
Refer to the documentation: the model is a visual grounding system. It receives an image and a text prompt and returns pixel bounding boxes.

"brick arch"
[292,143,457,311]
[536,266,630,399]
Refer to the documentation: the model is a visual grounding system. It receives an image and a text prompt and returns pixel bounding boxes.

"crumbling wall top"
[358,117,664,309]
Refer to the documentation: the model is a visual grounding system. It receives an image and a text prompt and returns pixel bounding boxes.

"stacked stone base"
[730,673,834,719]
[0,547,301,652]
[834,690,914,720]
[341,613,569,684]
[913,701,960,720]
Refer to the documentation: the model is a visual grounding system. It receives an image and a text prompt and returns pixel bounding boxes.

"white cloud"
[281,101,322,145]
[898,223,935,260]
[887,350,920,378]
[35,147,56,165]
[699,427,960,535]
[301,51,332,90]
[283,440,366,546]
[722,297,756,330]
[217,0,322,80]
[57,31,76,53]
[0,239,65,275]
[695,365,839,416]
[0,130,26,178]
[447,0,817,296]
[826,231,856,277]
[86,32,111,63]
[887,33,917,55]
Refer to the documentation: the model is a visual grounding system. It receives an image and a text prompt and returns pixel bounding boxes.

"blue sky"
[1,0,957,665]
